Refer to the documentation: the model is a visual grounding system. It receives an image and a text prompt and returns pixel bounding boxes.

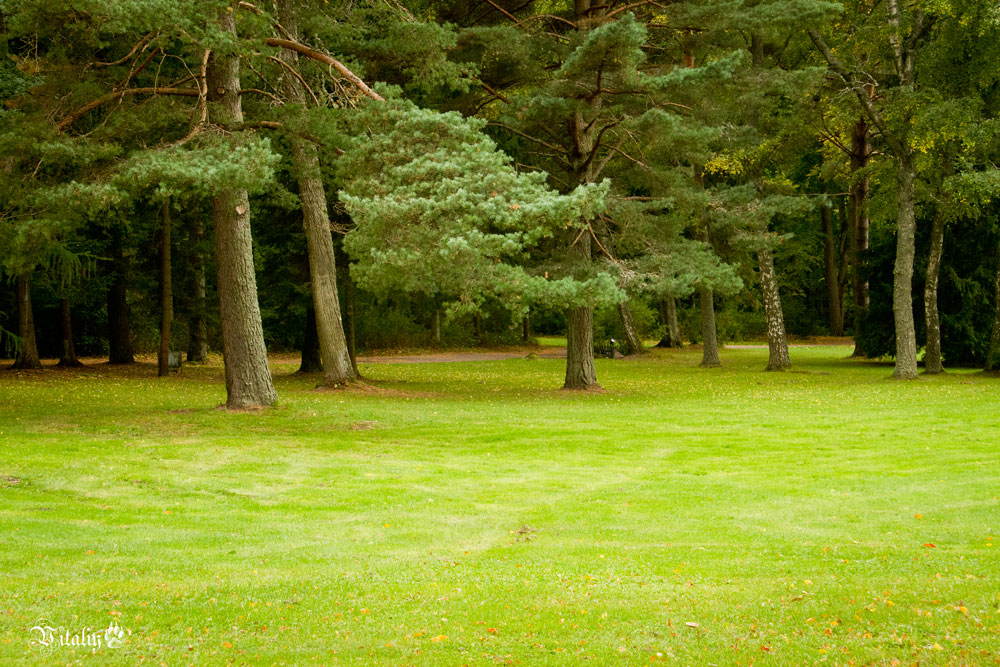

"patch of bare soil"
[348,420,378,431]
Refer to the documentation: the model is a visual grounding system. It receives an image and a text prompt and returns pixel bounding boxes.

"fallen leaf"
[685,622,699,628]
[924,543,936,548]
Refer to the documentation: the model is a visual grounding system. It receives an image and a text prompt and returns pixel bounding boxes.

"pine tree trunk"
[158,200,173,378]
[335,243,360,377]
[892,156,919,380]
[849,118,870,356]
[698,286,720,367]
[563,228,599,388]
[12,276,41,370]
[666,296,681,347]
[923,212,945,374]
[107,231,134,364]
[985,242,1000,372]
[474,312,484,345]
[822,203,844,336]
[208,12,276,409]
[564,306,597,389]
[758,245,791,371]
[187,218,209,362]
[432,309,441,345]
[617,301,646,355]
[298,303,322,373]
[57,297,82,367]
[656,297,682,348]
[522,313,530,343]
[277,5,354,388]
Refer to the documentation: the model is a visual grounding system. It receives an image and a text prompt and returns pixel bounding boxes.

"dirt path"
[358,349,567,364]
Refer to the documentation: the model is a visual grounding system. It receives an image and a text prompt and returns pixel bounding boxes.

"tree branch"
[267,55,319,106]
[487,122,568,155]
[808,29,905,157]
[265,38,384,101]
[57,87,199,132]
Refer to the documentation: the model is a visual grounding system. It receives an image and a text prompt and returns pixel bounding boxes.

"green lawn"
[1,346,998,665]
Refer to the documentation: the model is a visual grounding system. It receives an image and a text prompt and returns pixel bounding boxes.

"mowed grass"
[0,345,998,666]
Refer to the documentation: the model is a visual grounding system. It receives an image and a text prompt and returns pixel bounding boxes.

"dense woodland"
[3,0,1000,406]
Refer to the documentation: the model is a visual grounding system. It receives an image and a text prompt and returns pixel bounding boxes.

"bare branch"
[266,55,319,106]
[265,38,384,101]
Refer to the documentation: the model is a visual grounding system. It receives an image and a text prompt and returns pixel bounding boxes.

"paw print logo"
[104,622,128,649]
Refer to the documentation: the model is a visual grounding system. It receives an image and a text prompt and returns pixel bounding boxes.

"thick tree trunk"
[698,286,720,366]
[617,301,646,355]
[12,276,41,370]
[187,218,209,362]
[563,228,599,388]
[107,231,134,364]
[923,212,945,374]
[985,242,1000,372]
[656,297,682,348]
[158,200,173,378]
[208,12,276,408]
[892,156,919,380]
[849,118,870,356]
[564,306,597,389]
[758,245,791,371]
[822,203,844,336]
[57,297,82,367]
[298,303,322,373]
[278,6,354,388]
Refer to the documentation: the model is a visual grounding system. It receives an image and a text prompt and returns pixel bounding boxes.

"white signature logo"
[29,620,128,650]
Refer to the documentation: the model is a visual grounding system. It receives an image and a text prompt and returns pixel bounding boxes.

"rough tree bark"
[298,303,322,373]
[208,11,277,408]
[892,156,919,380]
[698,285,721,367]
[187,218,209,362]
[617,301,646,355]
[57,297,82,367]
[758,245,791,371]
[923,212,945,374]
[107,230,134,364]
[277,6,354,388]
[822,203,844,336]
[12,276,41,370]
[158,200,173,377]
[849,118,870,356]
[565,305,597,388]
[561,0,602,390]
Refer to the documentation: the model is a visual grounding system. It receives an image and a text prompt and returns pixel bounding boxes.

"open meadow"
[1,344,998,665]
